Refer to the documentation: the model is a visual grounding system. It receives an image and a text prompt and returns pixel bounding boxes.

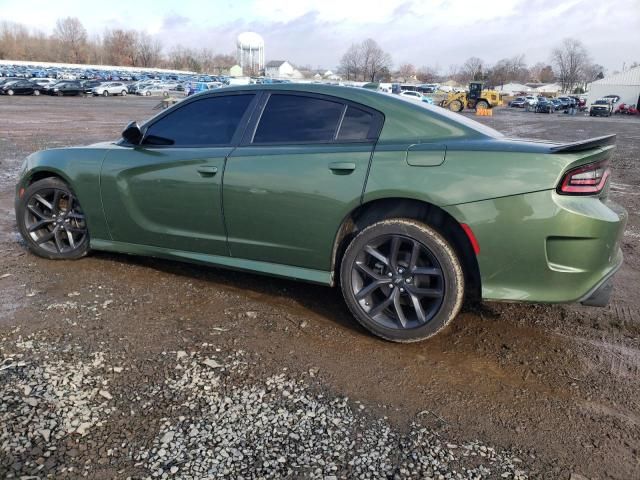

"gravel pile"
[1,333,529,479]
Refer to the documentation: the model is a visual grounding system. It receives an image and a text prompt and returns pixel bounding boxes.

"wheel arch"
[331,197,481,299]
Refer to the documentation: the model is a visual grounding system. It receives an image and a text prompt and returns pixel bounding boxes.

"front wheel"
[16,178,90,260]
[103,90,109,97]
[448,100,463,112]
[33,90,40,96]
[340,219,465,342]
[121,90,127,96]
[476,100,489,110]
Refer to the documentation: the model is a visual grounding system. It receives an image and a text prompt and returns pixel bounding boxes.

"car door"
[223,92,383,271]
[100,92,258,256]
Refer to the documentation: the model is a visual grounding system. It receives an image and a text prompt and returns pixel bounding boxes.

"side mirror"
[122,121,142,145]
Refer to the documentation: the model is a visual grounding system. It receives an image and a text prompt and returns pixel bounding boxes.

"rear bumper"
[444,190,627,304]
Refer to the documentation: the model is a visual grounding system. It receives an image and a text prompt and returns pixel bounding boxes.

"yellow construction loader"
[440,81,501,112]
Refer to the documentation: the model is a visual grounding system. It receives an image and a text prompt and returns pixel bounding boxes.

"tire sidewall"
[16,178,90,260]
[340,219,464,343]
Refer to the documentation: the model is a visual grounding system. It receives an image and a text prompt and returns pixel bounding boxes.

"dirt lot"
[0,96,638,479]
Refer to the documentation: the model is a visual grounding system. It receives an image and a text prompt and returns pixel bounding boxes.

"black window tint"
[143,94,253,146]
[337,106,374,141]
[253,94,343,143]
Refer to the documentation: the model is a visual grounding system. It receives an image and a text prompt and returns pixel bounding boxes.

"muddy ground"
[0,96,638,479]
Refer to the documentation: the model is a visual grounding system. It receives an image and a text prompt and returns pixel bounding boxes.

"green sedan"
[14,84,627,342]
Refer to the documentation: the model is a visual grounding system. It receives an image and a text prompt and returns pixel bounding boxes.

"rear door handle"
[328,161,356,173]
[196,166,218,177]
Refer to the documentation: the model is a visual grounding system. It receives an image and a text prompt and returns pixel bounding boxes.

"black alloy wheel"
[340,219,465,342]
[17,178,89,259]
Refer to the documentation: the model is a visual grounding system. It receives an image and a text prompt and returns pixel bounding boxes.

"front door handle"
[328,161,356,173]
[196,166,218,177]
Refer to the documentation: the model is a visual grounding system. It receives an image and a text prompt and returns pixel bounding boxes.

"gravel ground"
[0,97,639,479]
[1,331,529,479]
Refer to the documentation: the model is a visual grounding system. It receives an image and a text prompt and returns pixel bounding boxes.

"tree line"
[0,18,236,73]
[341,38,632,94]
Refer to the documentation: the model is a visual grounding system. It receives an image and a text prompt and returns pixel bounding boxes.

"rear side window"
[253,94,343,143]
[337,106,374,141]
[143,94,253,146]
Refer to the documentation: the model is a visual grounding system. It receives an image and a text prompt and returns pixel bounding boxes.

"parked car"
[0,79,42,95]
[47,81,84,96]
[509,97,526,108]
[399,90,424,100]
[92,82,128,96]
[14,84,626,343]
[535,98,555,113]
[590,99,614,117]
[550,98,563,110]
[81,80,103,94]
[136,85,169,96]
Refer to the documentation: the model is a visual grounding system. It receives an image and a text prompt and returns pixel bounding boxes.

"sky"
[1,0,639,73]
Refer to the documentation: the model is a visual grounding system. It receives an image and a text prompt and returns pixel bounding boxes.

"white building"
[495,82,531,95]
[265,60,303,79]
[236,32,265,74]
[587,66,640,106]
[533,83,562,94]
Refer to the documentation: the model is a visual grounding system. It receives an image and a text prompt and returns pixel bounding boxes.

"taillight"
[557,160,610,195]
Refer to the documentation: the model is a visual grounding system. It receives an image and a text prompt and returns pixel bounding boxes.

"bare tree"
[338,39,392,82]
[361,39,392,82]
[103,29,138,66]
[396,63,416,82]
[53,17,87,63]
[416,65,439,83]
[136,32,162,68]
[211,54,236,75]
[551,38,590,93]
[339,43,362,81]
[460,57,484,82]
[487,55,528,87]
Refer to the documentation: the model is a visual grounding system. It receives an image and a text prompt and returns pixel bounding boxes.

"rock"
[24,397,38,407]
[160,431,175,444]
[245,311,258,319]
[176,351,188,360]
[113,367,124,373]
[39,429,51,442]
[99,390,113,400]
[202,358,222,369]
[76,422,92,436]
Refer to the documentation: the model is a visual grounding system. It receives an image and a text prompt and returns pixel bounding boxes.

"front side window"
[143,94,254,147]
[253,94,344,143]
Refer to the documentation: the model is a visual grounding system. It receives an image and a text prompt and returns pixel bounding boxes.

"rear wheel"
[103,90,109,97]
[33,90,40,96]
[121,90,127,96]
[340,219,464,342]
[16,178,89,260]
[7,89,14,96]
[448,100,463,112]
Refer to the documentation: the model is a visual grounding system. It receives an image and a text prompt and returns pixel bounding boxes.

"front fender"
[18,147,112,242]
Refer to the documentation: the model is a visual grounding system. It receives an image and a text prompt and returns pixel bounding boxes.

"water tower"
[236,32,265,74]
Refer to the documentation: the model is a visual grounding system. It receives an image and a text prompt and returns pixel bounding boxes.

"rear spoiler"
[549,134,616,153]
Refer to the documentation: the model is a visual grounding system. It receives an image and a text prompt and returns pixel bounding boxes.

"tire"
[145,91,151,96]
[448,100,463,112]
[340,218,465,342]
[7,89,14,96]
[121,90,127,96]
[476,100,490,110]
[16,177,90,260]
[33,90,40,96]
[103,90,109,97]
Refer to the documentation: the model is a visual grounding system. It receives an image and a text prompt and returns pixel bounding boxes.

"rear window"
[253,94,344,143]
[337,106,374,141]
